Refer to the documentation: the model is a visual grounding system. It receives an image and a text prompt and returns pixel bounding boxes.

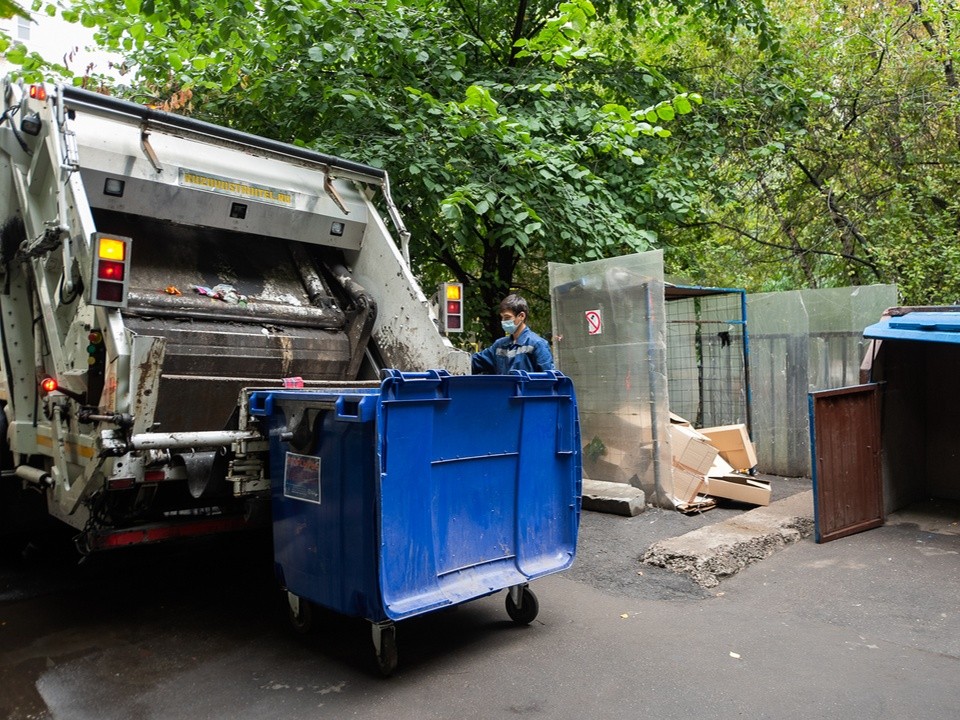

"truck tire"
[0,404,10,471]
[0,407,20,539]
[0,405,47,541]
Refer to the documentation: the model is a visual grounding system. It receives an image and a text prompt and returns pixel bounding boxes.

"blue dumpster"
[248,369,581,674]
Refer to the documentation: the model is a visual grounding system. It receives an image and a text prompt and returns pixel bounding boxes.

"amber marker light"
[98,237,126,261]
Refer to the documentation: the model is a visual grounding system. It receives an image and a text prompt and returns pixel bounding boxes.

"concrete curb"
[641,490,815,587]
[581,479,646,517]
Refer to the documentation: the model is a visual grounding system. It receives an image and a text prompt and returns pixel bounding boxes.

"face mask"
[501,320,517,335]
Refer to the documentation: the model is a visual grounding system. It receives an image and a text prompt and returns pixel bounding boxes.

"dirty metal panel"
[130,334,166,435]
[809,384,883,543]
[75,110,368,251]
[124,317,352,432]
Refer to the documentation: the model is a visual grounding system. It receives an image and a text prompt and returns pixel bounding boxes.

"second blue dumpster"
[249,368,581,674]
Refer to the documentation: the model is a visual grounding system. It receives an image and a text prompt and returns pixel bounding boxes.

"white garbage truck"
[0,79,469,552]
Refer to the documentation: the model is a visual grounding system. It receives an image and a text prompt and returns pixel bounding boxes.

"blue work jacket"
[471,326,555,375]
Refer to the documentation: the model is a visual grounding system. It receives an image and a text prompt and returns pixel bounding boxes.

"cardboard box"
[670,424,718,476]
[670,461,708,504]
[706,454,735,478]
[699,424,758,471]
[704,474,771,506]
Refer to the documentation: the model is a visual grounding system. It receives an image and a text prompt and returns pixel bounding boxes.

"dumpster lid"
[375,370,581,621]
[864,310,960,344]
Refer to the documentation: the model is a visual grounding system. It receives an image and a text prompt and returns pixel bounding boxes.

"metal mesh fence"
[665,289,748,429]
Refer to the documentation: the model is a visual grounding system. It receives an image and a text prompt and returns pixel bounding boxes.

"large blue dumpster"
[248,369,581,673]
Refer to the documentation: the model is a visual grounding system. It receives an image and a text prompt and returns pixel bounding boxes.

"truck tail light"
[439,282,464,333]
[90,233,132,307]
[106,477,136,491]
[40,376,58,394]
[28,84,47,101]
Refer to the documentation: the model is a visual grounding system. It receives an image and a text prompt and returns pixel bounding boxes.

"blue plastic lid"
[865,311,960,344]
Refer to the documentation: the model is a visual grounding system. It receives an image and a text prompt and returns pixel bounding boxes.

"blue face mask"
[501,320,517,335]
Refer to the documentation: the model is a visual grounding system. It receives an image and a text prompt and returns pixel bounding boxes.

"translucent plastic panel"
[747,285,897,477]
[549,252,674,507]
[744,292,810,478]
[803,286,898,392]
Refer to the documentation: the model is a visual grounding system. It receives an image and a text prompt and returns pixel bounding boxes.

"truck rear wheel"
[0,405,10,471]
[0,406,48,542]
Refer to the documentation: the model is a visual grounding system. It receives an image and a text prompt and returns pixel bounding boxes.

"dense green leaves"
[10,0,958,336]
[0,0,30,19]
[651,0,960,303]
[41,0,711,340]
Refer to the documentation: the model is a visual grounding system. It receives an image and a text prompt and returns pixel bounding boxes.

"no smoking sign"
[585,309,603,336]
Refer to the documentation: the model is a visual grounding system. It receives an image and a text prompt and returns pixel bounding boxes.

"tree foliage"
[0,0,29,18]
[12,0,958,334]
[48,0,705,341]
[652,0,960,304]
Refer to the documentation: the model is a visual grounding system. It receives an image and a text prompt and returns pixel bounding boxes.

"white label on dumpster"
[284,453,322,504]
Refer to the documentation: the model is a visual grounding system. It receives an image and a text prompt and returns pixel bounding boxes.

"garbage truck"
[0,80,581,673]
[0,77,469,547]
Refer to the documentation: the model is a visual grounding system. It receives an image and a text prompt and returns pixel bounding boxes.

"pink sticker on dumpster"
[284,452,321,504]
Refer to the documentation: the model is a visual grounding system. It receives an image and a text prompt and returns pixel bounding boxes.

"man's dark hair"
[499,294,529,317]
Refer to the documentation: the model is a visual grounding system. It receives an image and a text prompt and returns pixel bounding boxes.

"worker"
[471,293,555,374]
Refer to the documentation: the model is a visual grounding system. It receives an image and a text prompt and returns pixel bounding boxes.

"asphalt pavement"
[1,477,959,720]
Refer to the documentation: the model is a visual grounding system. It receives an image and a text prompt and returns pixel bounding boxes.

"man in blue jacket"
[471,294,555,374]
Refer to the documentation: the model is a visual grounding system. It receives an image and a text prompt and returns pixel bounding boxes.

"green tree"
[651,0,960,304]
[0,0,29,18]
[50,0,710,341]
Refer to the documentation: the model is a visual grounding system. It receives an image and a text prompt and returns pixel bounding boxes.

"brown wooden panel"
[810,384,883,543]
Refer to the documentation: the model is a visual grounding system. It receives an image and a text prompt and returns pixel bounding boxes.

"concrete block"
[641,490,814,587]
[582,479,646,517]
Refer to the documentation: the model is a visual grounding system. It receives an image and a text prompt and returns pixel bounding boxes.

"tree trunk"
[759,179,818,287]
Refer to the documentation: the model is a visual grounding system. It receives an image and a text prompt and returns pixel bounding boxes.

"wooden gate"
[809,384,883,543]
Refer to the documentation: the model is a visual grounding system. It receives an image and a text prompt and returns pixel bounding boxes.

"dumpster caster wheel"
[286,591,314,634]
[505,585,539,625]
[372,622,398,677]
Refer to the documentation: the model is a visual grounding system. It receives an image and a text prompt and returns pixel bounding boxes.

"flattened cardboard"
[705,474,771,506]
[677,496,716,514]
[699,424,758,471]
